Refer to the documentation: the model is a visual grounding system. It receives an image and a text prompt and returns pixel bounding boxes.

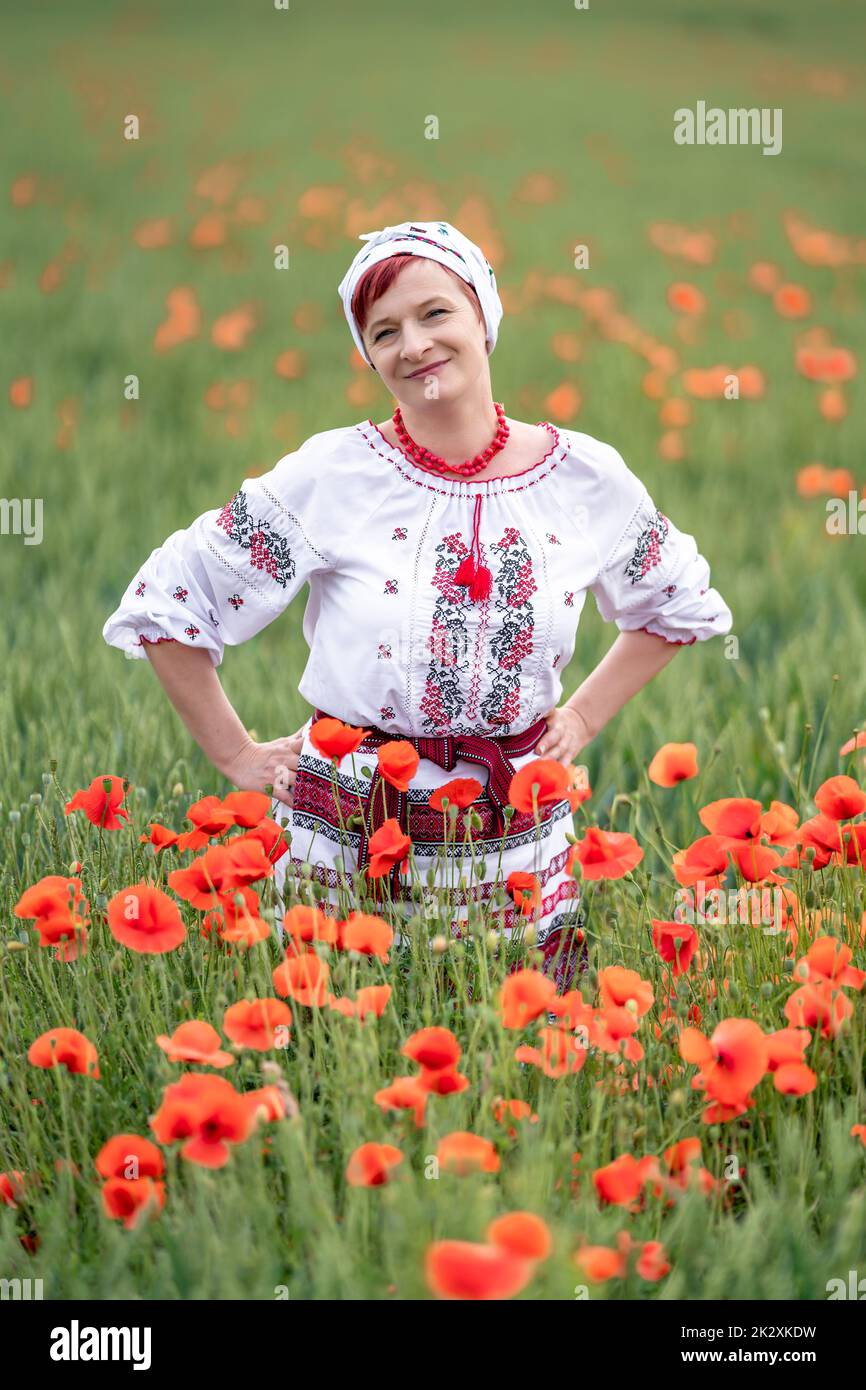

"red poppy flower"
[220,790,273,827]
[0,1171,27,1208]
[242,1086,286,1127]
[492,1098,539,1137]
[106,882,186,954]
[28,1027,99,1077]
[592,1153,660,1210]
[169,842,263,907]
[417,1065,470,1096]
[95,1134,165,1180]
[222,998,292,1050]
[282,904,339,946]
[597,966,654,1017]
[698,797,763,841]
[345,1142,404,1187]
[340,911,394,961]
[377,741,420,793]
[498,969,557,1029]
[793,936,866,991]
[647,742,699,786]
[508,759,572,815]
[184,795,236,836]
[272,952,330,1007]
[65,774,129,830]
[728,840,785,883]
[13,874,90,960]
[242,817,289,865]
[140,822,180,851]
[572,826,643,880]
[636,1239,671,1281]
[574,1242,627,1282]
[437,1132,500,1175]
[155,1020,235,1067]
[678,1018,768,1105]
[365,819,412,881]
[487,1211,552,1261]
[796,345,857,383]
[784,981,853,1038]
[101,1177,165,1229]
[149,1072,257,1167]
[373,1076,428,1128]
[773,1062,817,1096]
[515,1027,587,1079]
[202,886,271,947]
[672,835,730,889]
[401,1026,460,1071]
[506,871,542,918]
[428,778,483,813]
[327,984,392,1021]
[651,919,698,975]
[425,1240,534,1300]
[765,1026,811,1071]
[309,717,369,763]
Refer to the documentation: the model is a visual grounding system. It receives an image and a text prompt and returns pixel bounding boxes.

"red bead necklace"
[391,401,509,478]
[390,403,511,603]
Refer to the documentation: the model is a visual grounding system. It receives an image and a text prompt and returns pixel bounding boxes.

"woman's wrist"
[215,733,256,783]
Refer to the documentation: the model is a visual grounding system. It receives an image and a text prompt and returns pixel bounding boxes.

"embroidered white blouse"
[102,419,733,738]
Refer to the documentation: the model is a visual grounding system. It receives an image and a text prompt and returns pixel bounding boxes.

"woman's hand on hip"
[536,704,593,766]
[220,729,305,808]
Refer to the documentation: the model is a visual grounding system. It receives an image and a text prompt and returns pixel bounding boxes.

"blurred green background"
[2,0,864,835]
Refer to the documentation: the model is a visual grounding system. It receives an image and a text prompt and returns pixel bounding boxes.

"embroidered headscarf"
[337,219,504,368]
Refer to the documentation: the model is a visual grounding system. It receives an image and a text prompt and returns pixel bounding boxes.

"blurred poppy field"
[1,0,865,1301]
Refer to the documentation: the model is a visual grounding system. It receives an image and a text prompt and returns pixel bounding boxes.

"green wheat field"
[1,0,864,1300]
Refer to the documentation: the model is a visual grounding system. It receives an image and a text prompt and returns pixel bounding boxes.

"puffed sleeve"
[587,441,733,646]
[102,432,336,666]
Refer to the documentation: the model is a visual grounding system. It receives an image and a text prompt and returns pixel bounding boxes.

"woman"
[102,219,733,990]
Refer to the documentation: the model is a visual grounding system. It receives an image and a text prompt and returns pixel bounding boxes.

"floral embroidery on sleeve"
[624,510,669,585]
[215,490,296,589]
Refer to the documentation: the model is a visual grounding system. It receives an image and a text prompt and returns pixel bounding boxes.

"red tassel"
[468,563,492,601]
[455,554,476,585]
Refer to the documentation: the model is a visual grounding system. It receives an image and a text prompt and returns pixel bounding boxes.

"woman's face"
[362,258,488,404]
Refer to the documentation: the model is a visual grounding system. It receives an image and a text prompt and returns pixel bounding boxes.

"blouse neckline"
[354,418,568,496]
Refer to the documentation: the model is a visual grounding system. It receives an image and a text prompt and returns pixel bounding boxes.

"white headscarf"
[337,219,504,368]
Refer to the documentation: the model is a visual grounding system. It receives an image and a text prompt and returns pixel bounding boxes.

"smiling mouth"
[406,360,449,379]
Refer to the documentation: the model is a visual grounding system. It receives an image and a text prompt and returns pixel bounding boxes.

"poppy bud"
[469,811,483,831]
[486,931,500,952]
[431,935,448,953]
[171,782,184,797]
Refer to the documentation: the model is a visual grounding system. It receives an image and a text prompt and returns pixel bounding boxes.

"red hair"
[351,253,482,344]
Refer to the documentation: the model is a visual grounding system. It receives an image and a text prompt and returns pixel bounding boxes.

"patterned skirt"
[270,714,588,992]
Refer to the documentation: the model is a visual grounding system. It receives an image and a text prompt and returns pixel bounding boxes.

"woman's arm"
[141,640,301,806]
[538,630,682,762]
[565,629,682,743]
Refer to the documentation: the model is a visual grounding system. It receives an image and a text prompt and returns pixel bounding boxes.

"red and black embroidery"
[624,510,669,585]
[419,532,473,733]
[173,586,188,603]
[183,624,200,640]
[481,527,537,731]
[135,580,146,597]
[215,489,296,589]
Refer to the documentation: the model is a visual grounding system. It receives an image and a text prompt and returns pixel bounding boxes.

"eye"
[372,308,448,343]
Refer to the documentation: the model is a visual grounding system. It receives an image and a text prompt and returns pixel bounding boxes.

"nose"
[399,319,434,361]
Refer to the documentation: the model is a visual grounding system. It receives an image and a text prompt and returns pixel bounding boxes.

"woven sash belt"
[312,708,549,888]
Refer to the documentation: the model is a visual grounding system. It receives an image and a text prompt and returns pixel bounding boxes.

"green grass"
[1,0,865,1299]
